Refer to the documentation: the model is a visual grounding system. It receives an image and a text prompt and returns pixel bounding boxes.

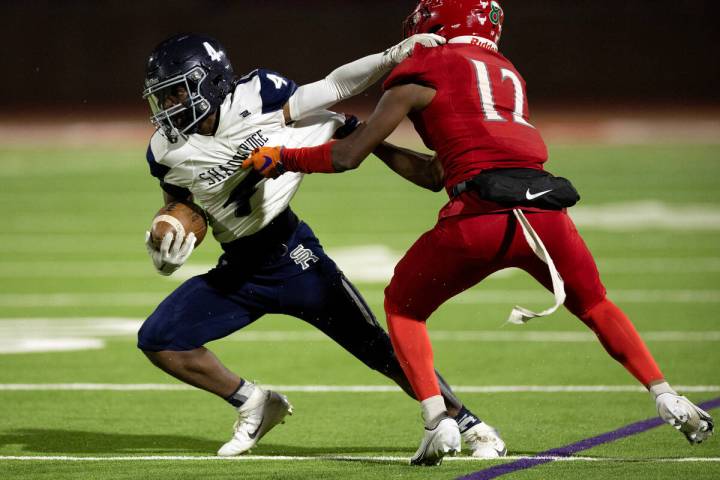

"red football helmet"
[403,0,504,45]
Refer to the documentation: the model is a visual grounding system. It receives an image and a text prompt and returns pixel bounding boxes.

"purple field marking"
[458,396,720,480]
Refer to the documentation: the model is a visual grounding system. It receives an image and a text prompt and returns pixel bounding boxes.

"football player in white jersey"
[139,33,506,458]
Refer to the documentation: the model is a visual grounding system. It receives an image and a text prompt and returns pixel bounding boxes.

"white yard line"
[0,293,161,307]
[218,330,720,343]
[0,454,718,463]
[427,331,720,342]
[0,318,142,336]
[0,318,718,343]
[597,257,720,273]
[0,384,718,393]
[1,317,719,355]
[1,318,718,353]
[443,289,720,305]
[569,201,720,231]
[0,262,152,278]
[1,289,719,307]
[2,257,720,279]
[0,338,105,354]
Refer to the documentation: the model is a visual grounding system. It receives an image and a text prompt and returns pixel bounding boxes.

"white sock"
[227,379,257,408]
[649,381,677,400]
[421,395,447,429]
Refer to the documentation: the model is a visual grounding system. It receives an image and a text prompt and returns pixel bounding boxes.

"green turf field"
[0,142,719,479]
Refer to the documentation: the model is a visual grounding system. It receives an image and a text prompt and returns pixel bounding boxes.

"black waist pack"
[451,168,580,210]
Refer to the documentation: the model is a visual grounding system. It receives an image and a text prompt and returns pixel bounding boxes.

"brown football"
[150,201,208,249]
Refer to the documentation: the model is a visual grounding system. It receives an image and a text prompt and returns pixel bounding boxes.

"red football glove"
[242,146,285,179]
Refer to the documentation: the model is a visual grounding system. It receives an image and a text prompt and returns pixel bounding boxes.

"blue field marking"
[459,397,720,480]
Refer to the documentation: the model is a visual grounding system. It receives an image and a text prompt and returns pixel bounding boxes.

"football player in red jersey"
[244,0,714,465]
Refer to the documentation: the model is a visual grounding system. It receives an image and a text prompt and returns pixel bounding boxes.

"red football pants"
[385,210,663,401]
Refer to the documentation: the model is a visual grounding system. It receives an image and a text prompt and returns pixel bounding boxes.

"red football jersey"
[384,42,548,194]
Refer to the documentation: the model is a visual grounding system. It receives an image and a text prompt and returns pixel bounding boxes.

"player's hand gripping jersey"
[146,69,344,244]
[383,41,548,193]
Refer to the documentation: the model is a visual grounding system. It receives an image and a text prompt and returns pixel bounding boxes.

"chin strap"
[506,209,566,324]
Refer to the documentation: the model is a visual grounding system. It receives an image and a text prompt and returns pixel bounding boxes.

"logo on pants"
[290,244,319,270]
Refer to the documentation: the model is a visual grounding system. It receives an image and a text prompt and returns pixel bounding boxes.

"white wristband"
[649,381,676,399]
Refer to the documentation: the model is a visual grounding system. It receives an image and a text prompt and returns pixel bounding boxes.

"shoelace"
[463,429,501,447]
[465,432,493,444]
[232,409,260,437]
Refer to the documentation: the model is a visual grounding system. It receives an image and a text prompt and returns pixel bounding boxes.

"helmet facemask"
[143,66,212,143]
[403,4,431,39]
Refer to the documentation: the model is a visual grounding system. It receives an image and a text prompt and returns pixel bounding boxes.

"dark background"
[2,0,718,112]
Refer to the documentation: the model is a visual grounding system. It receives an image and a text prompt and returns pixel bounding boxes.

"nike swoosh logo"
[259,156,273,172]
[525,188,553,200]
[248,418,264,440]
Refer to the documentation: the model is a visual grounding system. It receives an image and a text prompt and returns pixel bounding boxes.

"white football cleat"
[410,417,461,466]
[217,387,293,456]
[461,422,507,458]
[656,393,714,444]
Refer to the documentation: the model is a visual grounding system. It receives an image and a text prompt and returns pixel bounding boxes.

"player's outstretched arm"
[242,83,436,180]
[283,34,445,123]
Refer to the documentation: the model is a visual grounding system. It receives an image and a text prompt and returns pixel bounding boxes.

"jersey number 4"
[223,170,263,217]
[470,59,534,128]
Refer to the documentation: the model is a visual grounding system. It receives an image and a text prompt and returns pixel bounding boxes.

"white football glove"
[656,392,714,444]
[382,33,446,67]
[144,231,196,276]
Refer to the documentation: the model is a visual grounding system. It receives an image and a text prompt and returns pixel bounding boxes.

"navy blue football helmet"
[142,34,235,142]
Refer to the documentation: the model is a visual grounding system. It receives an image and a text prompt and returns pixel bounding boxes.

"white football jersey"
[146,69,344,244]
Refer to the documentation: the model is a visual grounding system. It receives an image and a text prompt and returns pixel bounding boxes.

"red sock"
[580,298,664,386]
[386,311,441,401]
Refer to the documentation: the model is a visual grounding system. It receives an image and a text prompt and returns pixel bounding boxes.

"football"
[150,201,208,248]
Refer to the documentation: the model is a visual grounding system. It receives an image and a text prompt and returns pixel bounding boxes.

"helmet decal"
[203,42,224,62]
[489,2,503,26]
[403,0,505,47]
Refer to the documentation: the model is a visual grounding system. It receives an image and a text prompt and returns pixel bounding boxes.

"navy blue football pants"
[137,220,403,378]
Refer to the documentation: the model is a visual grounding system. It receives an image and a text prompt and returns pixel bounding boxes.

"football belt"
[450,168,580,210]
